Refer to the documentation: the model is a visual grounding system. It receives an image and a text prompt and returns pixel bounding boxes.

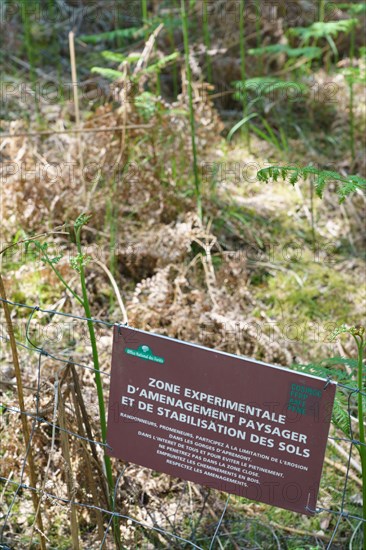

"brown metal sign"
[107,326,336,514]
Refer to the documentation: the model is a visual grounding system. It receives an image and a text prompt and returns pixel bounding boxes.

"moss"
[255,260,361,324]
[6,268,64,310]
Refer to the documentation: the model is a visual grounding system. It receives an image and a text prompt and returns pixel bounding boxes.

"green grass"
[256,262,358,321]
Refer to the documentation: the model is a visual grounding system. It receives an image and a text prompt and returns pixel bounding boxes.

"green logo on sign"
[124,345,165,364]
[287,383,322,415]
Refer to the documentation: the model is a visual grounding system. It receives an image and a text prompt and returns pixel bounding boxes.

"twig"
[270,521,330,541]
[8,54,61,83]
[0,380,37,391]
[324,456,361,489]
[133,23,164,75]
[329,437,362,474]
[90,259,128,325]
[0,471,13,505]
[0,228,68,257]
[0,275,47,550]
[0,124,153,139]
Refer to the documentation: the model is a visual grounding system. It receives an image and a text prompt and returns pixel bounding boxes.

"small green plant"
[26,215,121,547]
[134,91,158,121]
[92,52,178,82]
[289,19,358,63]
[79,26,147,44]
[203,0,212,83]
[332,327,366,550]
[181,0,202,219]
[236,76,306,92]
[248,44,322,72]
[294,327,366,549]
[257,165,366,251]
[231,78,305,150]
[250,116,289,152]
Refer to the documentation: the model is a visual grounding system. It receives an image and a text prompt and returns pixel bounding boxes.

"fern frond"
[290,19,358,42]
[337,3,366,15]
[144,52,180,74]
[249,45,322,59]
[101,51,141,64]
[332,395,351,437]
[233,77,307,100]
[80,26,146,44]
[257,165,366,203]
[324,356,358,371]
[292,360,351,381]
[337,175,366,202]
[90,67,125,81]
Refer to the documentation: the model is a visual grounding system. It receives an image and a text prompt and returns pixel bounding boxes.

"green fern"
[290,19,358,41]
[93,52,179,83]
[324,356,358,373]
[249,45,322,59]
[289,19,358,60]
[134,91,158,121]
[257,165,366,203]
[341,65,366,86]
[294,329,366,534]
[80,14,181,45]
[292,357,358,437]
[79,26,147,44]
[292,357,354,382]
[101,51,141,64]
[233,77,307,100]
[90,67,126,81]
[332,395,351,436]
[143,52,180,74]
[101,51,180,74]
[338,3,366,15]
[156,15,182,31]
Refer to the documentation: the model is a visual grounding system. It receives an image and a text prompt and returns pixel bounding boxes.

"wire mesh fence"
[0,296,365,549]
